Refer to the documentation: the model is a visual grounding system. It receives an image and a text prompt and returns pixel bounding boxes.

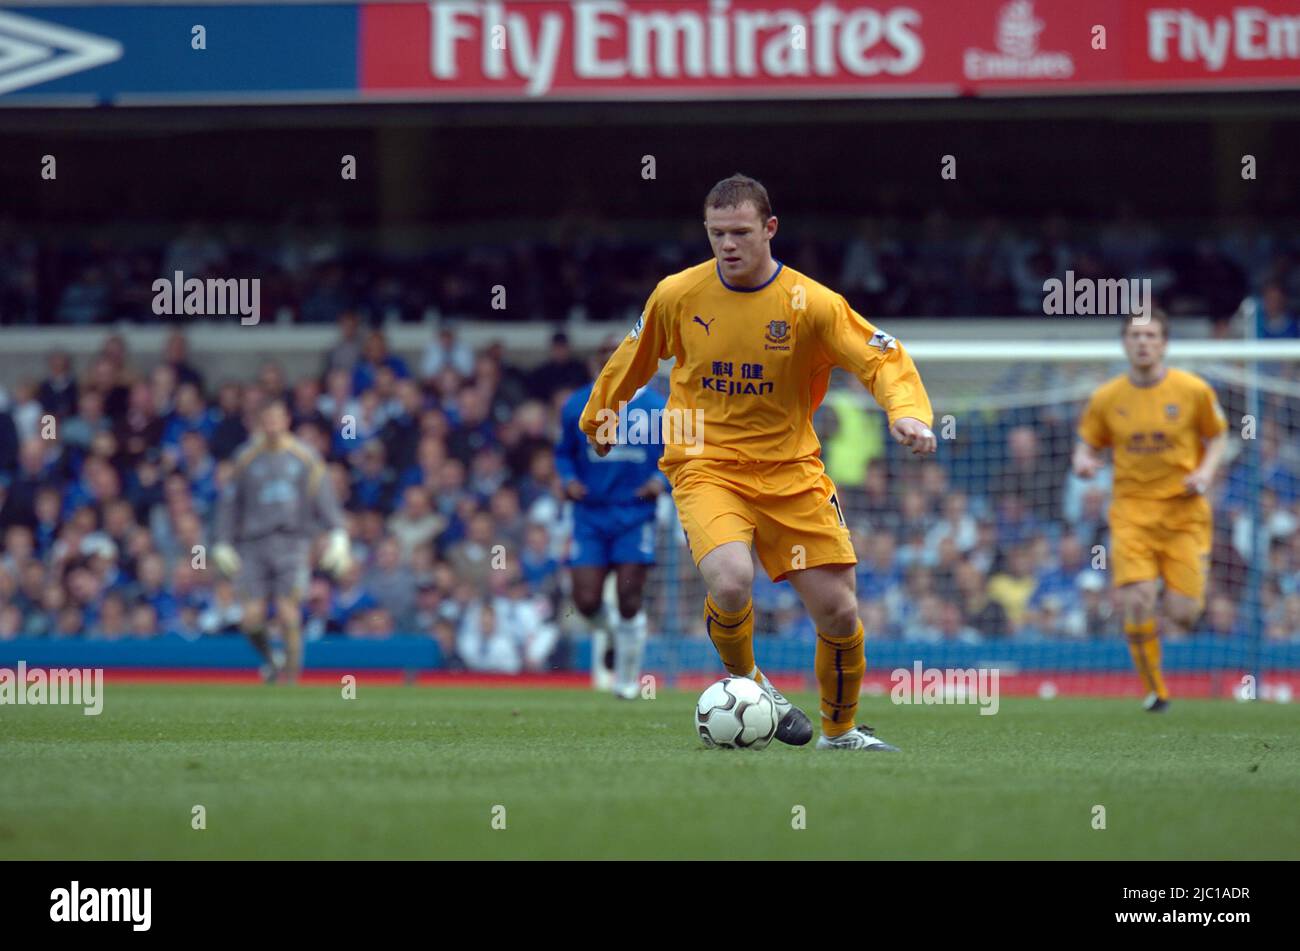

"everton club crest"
[765,320,789,342]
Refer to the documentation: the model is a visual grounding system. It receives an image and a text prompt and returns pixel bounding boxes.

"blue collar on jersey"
[716,259,783,292]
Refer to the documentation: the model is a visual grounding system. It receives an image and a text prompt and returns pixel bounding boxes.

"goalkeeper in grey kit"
[214,399,352,683]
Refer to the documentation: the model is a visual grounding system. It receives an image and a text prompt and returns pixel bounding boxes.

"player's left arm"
[636,469,672,499]
[1185,432,1228,496]
[308,455,352,576]
[635,390,672,500]
[1185,382,1230,496]
[818,294,936,455]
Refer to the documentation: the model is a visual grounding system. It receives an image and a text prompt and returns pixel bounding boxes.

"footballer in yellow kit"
[1073,310,1228,711]
[580,174,935,750]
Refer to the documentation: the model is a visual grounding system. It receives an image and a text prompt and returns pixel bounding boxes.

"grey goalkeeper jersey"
[215,435,344,545]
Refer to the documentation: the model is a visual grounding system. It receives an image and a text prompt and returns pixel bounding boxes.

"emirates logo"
[963,0,1073,81]
[996,1,1044,58]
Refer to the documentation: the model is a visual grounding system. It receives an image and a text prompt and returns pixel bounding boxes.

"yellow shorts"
[664,457,856,583]
[1109,495,1212,606]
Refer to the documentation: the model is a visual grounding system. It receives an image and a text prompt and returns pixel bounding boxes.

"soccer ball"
[695,677,779,749]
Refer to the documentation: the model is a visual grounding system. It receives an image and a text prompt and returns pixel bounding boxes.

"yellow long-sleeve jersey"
[579,259,933,472]
[1078,368,1228,502]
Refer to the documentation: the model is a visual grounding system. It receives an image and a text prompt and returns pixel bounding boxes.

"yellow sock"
[1124,619,1167,700]
[816,620,865,738]
[1142,634,1168,701]
[704,595,755,678]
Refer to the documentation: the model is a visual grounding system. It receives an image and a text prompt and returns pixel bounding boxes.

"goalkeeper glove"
[212,543,242,578]
[319,528,353,577]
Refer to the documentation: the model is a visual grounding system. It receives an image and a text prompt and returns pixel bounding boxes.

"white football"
[695,677,779,749]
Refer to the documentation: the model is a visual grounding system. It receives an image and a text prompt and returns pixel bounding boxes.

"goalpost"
[642,336,1300,701]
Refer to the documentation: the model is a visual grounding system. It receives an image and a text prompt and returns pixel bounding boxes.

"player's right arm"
[212,451,249,577]
[1072,440,1105,479]
[1073,389,1110,479]
[554,390,587,500]
[579,285,669,457]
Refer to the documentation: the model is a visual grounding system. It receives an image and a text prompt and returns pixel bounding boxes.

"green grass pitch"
[2,685,1296,859]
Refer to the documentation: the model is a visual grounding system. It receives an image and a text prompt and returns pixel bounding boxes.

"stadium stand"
[1,211,1298,681]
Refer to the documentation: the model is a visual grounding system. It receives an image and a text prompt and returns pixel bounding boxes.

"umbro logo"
[0,12,122,96]
[692,315,715,335]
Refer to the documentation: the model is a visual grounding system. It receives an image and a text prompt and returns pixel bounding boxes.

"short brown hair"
[704,173,772,222]
[1121,307,1170,340]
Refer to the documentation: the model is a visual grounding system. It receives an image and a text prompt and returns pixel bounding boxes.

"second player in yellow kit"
[1079,368,1226,601]
[580,174,935,750]
[1074,311,1228,711]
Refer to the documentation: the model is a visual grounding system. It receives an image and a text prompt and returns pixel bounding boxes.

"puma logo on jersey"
[693,315,715,335]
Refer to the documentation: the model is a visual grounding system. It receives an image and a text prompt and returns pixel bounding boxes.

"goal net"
[638,335,1300,702]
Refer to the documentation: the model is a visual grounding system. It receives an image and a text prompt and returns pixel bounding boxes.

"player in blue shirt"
[556,340,668,699]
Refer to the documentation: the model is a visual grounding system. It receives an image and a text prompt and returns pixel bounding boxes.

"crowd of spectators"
[0,325,597,673]
[3,210,1299,327]
[1,293,1299,671]
[791,430,1300,645]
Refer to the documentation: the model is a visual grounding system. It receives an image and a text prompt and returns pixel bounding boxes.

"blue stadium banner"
[0,4,358,104]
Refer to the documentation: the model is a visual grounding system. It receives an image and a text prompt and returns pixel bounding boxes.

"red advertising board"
[358,0,1300,100]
